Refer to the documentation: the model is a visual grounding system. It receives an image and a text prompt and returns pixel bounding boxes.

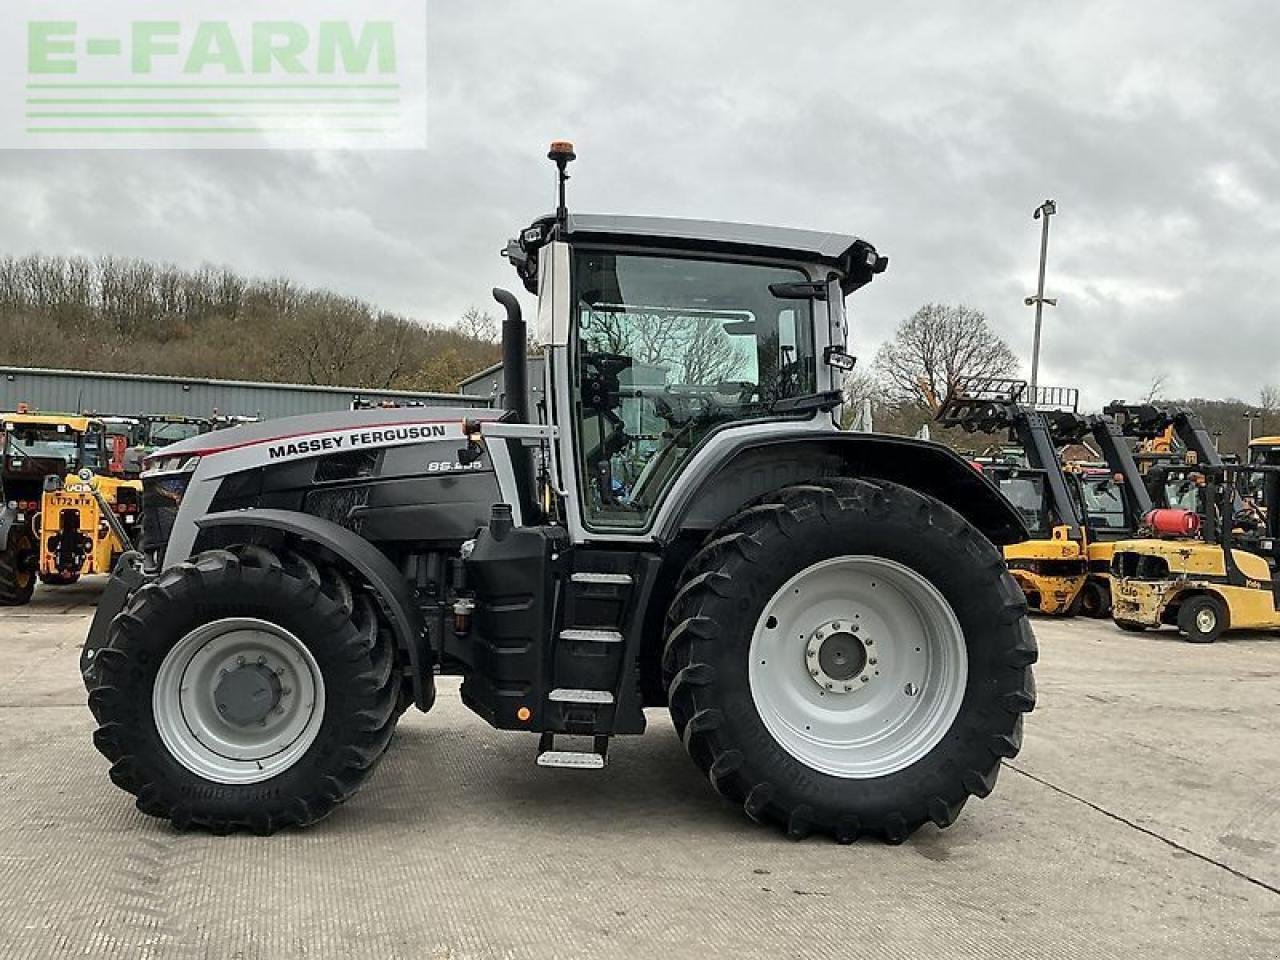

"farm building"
[1,365,479,421]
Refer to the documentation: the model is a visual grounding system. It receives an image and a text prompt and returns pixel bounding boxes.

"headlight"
[143,455,201,477]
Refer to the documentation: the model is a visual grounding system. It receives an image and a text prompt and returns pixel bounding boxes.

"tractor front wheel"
[0,531,37,607]
[88,545,400,834]
[664,479,1037,843]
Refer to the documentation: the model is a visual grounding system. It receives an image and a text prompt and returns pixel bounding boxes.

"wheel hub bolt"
[236,656,246,666]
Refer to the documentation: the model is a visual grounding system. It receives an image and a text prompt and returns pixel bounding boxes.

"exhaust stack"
[492,287,528,425]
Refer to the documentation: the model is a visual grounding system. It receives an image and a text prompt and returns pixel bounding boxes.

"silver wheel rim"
[153,618,325,785]
[1196,607,1217,633]
[748,556,968,779]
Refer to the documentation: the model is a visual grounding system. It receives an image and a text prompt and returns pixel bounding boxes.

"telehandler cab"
[82,144,1035,842]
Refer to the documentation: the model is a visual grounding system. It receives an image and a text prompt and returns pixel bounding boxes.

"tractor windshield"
[148,421,206,448]
[2,423,82,468]
[572,250,816,530]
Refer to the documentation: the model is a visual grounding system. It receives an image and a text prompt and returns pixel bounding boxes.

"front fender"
[672,431,1028,547]
[196,509,434,711]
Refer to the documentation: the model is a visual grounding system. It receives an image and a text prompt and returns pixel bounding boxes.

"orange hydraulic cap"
[516,707,532,722]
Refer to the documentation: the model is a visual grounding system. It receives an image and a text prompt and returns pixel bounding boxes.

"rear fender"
[671,433,1027,547]
[196,509,434,711]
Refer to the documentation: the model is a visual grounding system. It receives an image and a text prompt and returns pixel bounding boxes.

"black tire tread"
[88,543,400,835]
[0,534,36,607]
[663,478,1037,843]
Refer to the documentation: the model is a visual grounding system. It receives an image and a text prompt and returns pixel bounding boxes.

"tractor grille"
[139,475,187,563]
[303,485,370,533]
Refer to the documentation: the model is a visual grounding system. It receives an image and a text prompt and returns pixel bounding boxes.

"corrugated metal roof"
[2,365,479,421]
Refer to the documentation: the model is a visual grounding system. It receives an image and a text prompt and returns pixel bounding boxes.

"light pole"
[1025,199,1058,399]
[1244,411,1262,444]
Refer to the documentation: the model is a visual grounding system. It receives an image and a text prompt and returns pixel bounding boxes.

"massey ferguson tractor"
[83,145,1036,842]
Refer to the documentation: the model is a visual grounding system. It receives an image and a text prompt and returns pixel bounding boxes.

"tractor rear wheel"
[664,479,1037,843]
[88,545,399,834]
[0,531,37,607]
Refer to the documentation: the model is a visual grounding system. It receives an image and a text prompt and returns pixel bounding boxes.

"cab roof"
[510,212,888,294]
[1250,436,1280,448]
[2,412,95,432]
[565,213,881,268]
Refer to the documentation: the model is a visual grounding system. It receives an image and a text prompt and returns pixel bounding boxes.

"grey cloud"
[1,0,1277,407]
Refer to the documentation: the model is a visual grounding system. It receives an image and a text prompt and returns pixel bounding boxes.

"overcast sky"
[1,0,1277,410]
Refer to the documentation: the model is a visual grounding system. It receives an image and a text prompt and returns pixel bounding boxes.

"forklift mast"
[1103,402,1223,468]
[1044,410,1155,523]
[936,378,1085,540]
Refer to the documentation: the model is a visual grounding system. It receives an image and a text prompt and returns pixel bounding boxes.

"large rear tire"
[0,531,36,607]
[88,545,399,834]
[664,479,1037,843]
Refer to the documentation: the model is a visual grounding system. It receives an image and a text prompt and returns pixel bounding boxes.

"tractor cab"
[2,411,110,522]
[2,411,108,479]
[501,159,886,542]
[143,415,214,451]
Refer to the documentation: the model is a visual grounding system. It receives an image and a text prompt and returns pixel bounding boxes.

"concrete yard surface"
[0,579,1277,959]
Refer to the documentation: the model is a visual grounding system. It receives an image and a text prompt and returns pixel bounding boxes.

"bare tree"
[1143,372,1169,403]
[580,309,747,385]
[1260,384,1280,413]
[874,303,1019,407]
[459,307,498,343]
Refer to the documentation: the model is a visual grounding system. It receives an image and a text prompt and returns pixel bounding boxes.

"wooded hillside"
[0,254,502,393]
